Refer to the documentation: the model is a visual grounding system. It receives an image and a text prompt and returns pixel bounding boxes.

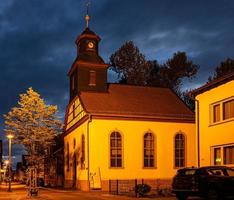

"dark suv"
[172,166,234,200]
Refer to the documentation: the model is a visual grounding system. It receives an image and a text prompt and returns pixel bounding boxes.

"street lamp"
[7,134,14,192]
[3,160,9,183]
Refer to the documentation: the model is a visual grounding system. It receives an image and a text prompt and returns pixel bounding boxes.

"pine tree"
[4,87,63,165]
[159,51,199,93]
[110,41,152,85]
[208,58,234,81]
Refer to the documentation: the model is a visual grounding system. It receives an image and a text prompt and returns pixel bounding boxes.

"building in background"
[15,162,24,182]
[191,72,234,167]
[44,135,64,187]
[63,14,196,191]
[0,140,2,167]
[0,140,3,181]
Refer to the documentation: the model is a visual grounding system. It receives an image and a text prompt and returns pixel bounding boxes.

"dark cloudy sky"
[0,0,234,165]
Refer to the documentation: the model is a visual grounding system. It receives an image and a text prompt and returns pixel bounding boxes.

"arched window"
[110,132,122,167]
[144,132,155,167]
[81,135,85,168]
[175,133,185,168]
[67,142,70,171]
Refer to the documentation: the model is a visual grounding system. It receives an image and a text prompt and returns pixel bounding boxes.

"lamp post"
[4,160,9,183]
[7,134,14,192]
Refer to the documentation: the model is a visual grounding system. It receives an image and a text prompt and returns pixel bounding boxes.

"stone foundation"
[65,178,172,192]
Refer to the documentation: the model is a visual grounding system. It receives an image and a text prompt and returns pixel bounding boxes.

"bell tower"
[68,6,108,101]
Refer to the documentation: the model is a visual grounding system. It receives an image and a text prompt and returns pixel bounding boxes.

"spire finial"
[85,1,91,28]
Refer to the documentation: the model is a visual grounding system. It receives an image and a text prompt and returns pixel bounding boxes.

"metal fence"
[109,179,172,197]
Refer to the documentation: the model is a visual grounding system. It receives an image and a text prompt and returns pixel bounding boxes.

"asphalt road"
[0,183,201,200]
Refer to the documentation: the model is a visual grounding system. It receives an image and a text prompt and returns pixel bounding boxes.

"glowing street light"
[4,160,9,166]
[6,134,14,192]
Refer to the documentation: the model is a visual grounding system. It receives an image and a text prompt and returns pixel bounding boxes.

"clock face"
[88,41,94,49]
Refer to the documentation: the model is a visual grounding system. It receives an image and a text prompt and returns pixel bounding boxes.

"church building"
[63,14,196,191]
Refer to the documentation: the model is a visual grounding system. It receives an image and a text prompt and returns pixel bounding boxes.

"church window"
[89,70,96,86]
[143,132,155,167]
[67,142,70,171]
[174,133,185,168]
[110,132,122,167]
[81,135,85,168]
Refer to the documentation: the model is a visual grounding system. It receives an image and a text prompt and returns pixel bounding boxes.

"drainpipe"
[87,114,92,191]
[189,93,200,168]
[195,99,200,167]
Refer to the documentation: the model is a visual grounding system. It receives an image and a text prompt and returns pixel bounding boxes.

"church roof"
[81,27,97,35]
[75,28,101,45]
[79,84,194,122]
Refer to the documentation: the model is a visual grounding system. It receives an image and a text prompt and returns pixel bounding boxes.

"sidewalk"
[0,183,177,200]
[39,187,175,200]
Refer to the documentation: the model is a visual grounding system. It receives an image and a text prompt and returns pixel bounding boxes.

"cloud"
[0,0,234,163]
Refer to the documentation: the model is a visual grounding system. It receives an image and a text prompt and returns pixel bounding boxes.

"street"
[0,183,200,200]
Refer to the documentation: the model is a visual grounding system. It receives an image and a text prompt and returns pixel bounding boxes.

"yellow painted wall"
[64,121,89,189]
[88,119,196,181]
[196,80,234,167]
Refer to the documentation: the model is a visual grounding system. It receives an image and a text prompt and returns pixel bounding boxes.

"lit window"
[223,99,234,120]
[81,135,85,168]
[67,142,70,171]
[224,146,234,165]
[144,133,155,167]
[175,133,185,168]
[213,104,220,123]
[214,147,221,165]
[89,70,96,86]
[110,132,122,167]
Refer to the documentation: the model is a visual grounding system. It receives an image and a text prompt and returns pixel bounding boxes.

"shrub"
[135,184,151,197]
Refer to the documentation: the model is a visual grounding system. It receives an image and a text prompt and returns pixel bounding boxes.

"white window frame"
[211,144,234,166]
[210,96,234,125]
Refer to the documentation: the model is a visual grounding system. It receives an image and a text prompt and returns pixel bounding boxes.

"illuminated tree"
[4,87,63,165]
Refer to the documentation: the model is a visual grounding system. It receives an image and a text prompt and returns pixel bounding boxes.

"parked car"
[172,166,234,200]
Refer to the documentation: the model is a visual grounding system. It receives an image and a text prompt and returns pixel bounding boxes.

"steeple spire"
[85,1,91,28]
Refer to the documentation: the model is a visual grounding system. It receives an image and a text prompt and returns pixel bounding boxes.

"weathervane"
[85,0,91,28]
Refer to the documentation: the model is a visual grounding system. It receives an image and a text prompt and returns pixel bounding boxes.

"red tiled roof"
[190,72,234,97]
[79,84,194,121]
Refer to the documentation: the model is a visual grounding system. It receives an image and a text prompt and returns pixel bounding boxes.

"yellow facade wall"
[88,119,196,180]
[64,117,196,191]
[196,80,234,167]
[64,121,89,190]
